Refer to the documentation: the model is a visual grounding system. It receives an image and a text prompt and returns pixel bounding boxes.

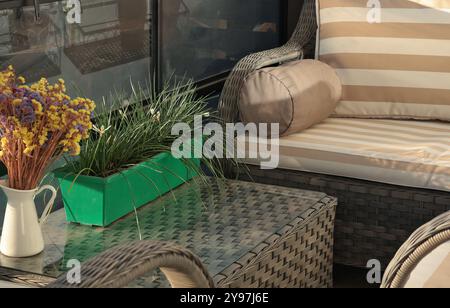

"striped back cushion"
[317,0,450,120]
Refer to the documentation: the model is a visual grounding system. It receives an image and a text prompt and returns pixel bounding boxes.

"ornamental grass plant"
[63,78,226,183]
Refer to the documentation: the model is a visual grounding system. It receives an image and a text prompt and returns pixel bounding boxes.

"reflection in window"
[160,0,281,82]
[0,0,281,106]
[0,0,151,105]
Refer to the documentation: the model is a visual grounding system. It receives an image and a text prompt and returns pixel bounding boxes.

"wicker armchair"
[382,211,450,288]
[47,241,214,288]
[218,0,450,269]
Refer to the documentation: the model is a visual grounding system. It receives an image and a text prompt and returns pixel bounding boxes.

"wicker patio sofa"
[218,0,450,269]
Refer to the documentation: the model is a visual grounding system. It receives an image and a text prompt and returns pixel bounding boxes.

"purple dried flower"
[73,104,85,111]
[15,99,36,124]
[27,91,43,103]
[12,87,24,95]
[0,94,7,104]
[75,124,85,133]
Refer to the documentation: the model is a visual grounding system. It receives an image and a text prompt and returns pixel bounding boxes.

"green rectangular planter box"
[54,152,199,227]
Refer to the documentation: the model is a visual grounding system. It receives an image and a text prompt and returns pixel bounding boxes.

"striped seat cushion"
[245,118,450,192]
[316,0,450,120]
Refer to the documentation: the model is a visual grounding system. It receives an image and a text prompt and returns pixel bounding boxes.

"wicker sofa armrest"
[218,0,317,124]
[47,241,215,288]
[382,211,450,288]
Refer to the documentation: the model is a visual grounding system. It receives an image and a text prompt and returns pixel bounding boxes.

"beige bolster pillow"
[239,60,342,136]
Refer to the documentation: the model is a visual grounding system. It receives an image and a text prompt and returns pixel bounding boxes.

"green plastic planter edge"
[54,152,200,227]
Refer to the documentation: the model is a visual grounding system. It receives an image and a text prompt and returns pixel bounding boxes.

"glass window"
[0,0,282,105]
[0,0,151,105]
[159,0,282,82]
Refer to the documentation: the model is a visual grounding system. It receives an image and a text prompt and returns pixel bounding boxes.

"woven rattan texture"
[238,166,450,269]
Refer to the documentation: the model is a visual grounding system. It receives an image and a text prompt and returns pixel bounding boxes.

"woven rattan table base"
[0,178,336,288]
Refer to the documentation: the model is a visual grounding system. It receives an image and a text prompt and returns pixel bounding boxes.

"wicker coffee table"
[0,178,337,288]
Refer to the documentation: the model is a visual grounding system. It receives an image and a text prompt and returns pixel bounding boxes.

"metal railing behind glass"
[0,0,40,20]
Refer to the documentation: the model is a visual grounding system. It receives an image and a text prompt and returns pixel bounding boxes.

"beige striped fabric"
[245,118,450,192]
[316,0,450,120]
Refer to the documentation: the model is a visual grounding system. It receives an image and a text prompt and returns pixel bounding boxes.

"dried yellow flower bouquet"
[0,66,95,190]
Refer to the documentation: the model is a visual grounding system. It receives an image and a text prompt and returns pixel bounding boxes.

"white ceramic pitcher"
[0,180,57,258]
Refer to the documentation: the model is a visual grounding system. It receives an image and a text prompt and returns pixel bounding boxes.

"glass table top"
[0,178,328,285]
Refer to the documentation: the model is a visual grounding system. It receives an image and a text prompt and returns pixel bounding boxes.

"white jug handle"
[35,185,57,225]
